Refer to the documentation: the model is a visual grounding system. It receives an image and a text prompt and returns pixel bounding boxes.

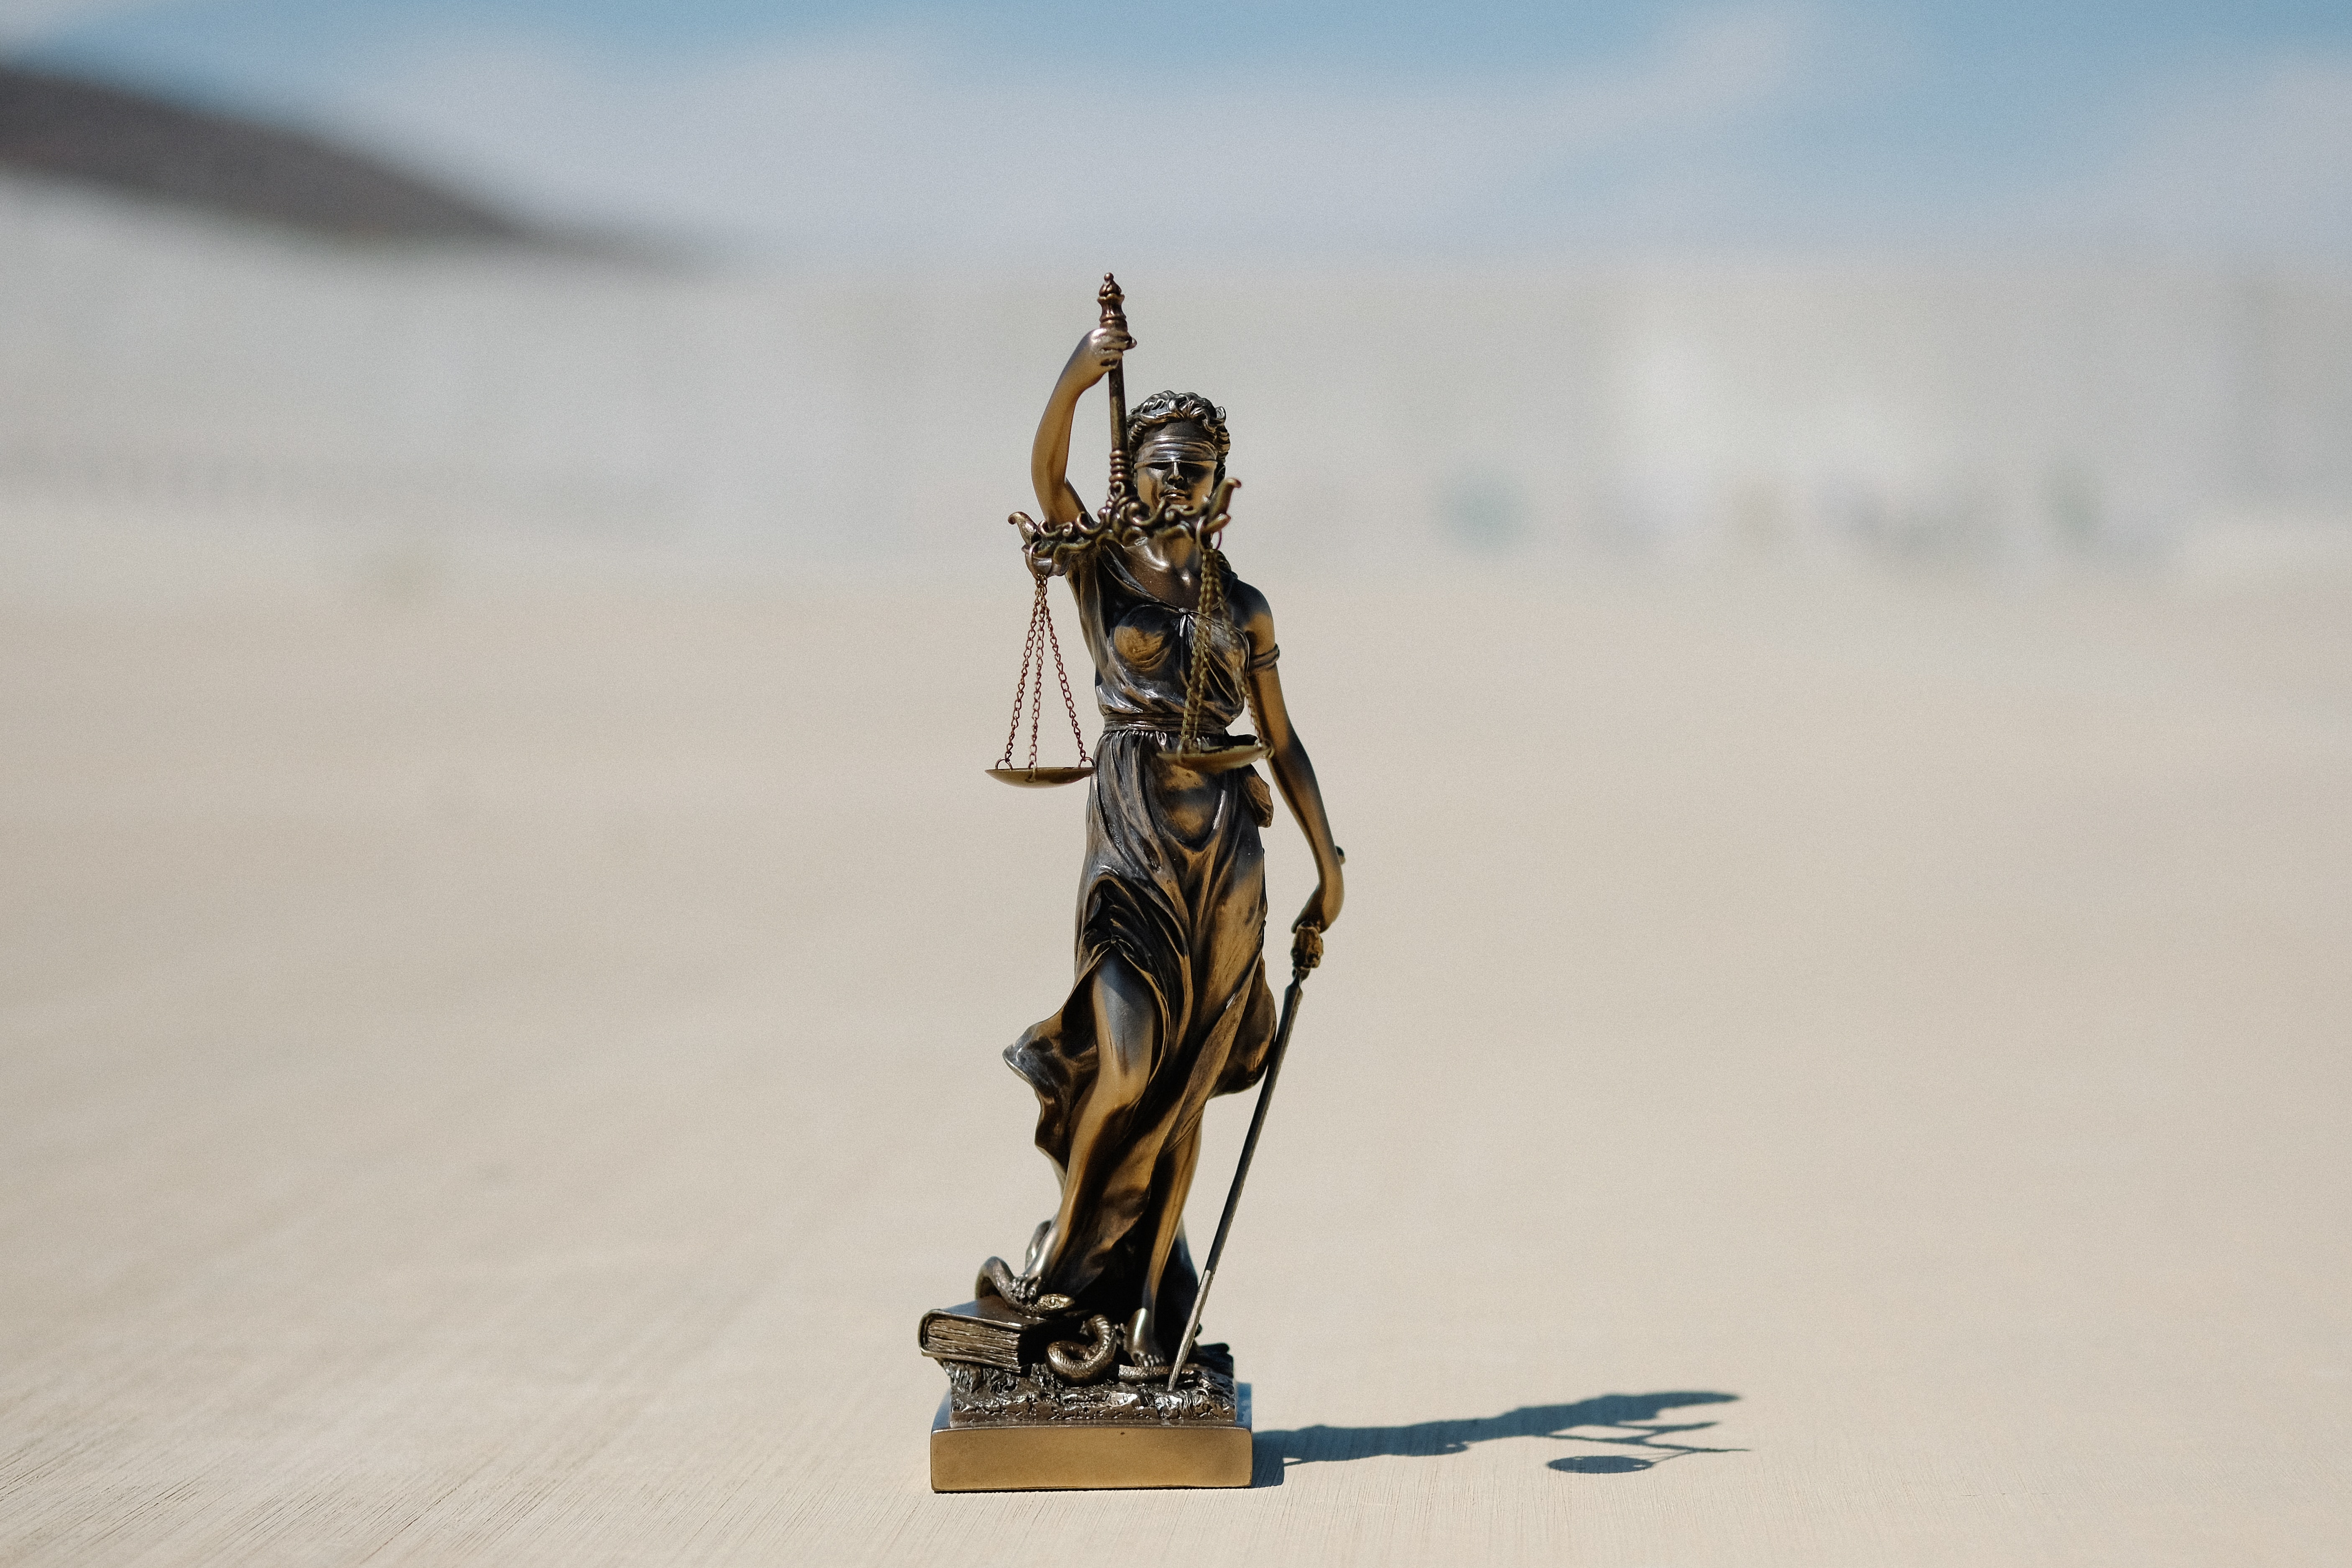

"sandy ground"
[2,567,2348,1566]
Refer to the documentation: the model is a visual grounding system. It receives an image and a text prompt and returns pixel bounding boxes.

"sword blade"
[1167,963,1309,1390]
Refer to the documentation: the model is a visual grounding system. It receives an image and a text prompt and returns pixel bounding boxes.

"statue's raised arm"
[1030,279,1134,526]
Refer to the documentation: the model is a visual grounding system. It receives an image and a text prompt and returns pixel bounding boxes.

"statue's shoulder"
[1053,537,1108,593]
[1222,569,1276,664]
[1222,566,1270,619]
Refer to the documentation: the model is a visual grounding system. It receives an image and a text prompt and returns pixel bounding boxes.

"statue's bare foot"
[1117,1305,1170,1377]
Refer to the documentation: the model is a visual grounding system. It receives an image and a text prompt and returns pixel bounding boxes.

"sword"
[1098,273,1132,508]
[1167,921,1324,1390]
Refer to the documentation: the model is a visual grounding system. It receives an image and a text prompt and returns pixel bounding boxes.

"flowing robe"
[1004,546,1280,1332]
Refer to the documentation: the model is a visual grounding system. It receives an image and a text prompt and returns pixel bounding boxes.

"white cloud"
[36,3,2341,262]
[313,5,1822,259]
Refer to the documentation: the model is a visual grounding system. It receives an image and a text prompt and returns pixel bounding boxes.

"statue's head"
[1126,391,1228,512]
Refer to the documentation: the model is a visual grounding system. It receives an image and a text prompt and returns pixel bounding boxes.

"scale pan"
[987,765,1096,788]
[1153,743,1269,777]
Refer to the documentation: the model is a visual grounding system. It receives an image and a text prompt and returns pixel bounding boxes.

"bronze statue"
[923,277,1345,1490]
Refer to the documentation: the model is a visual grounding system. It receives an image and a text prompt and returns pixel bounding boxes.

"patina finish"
[999,278,1342,1371]
[924,280,1344,1479]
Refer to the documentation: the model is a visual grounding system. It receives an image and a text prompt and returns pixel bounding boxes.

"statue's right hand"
[1071,325,1132,383]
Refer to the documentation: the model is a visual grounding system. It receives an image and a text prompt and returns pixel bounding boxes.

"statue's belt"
[1100,722,1243,746]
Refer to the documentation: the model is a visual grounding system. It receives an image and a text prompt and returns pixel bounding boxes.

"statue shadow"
[1251,1391,1742,1487]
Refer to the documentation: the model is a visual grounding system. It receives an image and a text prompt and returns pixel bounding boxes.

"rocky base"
[943,1348,1238,1427]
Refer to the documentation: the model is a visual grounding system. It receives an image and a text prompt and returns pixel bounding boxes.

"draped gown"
[1004,545,1281,1347]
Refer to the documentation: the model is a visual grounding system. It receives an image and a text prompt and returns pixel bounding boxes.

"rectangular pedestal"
[929,1388,1253,1492]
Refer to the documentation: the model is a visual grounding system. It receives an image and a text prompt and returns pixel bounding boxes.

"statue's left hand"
[1294,876,1342,935]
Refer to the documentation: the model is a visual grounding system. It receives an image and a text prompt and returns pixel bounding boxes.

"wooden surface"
[3,574,2348,1565]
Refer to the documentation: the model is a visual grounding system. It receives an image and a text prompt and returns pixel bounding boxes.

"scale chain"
[997,577,1045,771]
[996,574,1092,773]
[1043,592,1091,766]
[1027,591,1047,769]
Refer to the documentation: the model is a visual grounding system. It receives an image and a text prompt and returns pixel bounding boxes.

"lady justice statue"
[922,277,1345,1490]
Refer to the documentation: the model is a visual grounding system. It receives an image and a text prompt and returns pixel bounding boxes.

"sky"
[4,0,2349,264]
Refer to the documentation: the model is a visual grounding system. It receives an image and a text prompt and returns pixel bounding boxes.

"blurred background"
[4,6,2351,1565]
[3,0,2349,592]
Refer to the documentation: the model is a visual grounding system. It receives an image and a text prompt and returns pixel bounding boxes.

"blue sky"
[6,0,2350,261]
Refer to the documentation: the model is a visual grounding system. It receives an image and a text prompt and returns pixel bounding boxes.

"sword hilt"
[1099,273,1133,507]
[1098,272,1129,336]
